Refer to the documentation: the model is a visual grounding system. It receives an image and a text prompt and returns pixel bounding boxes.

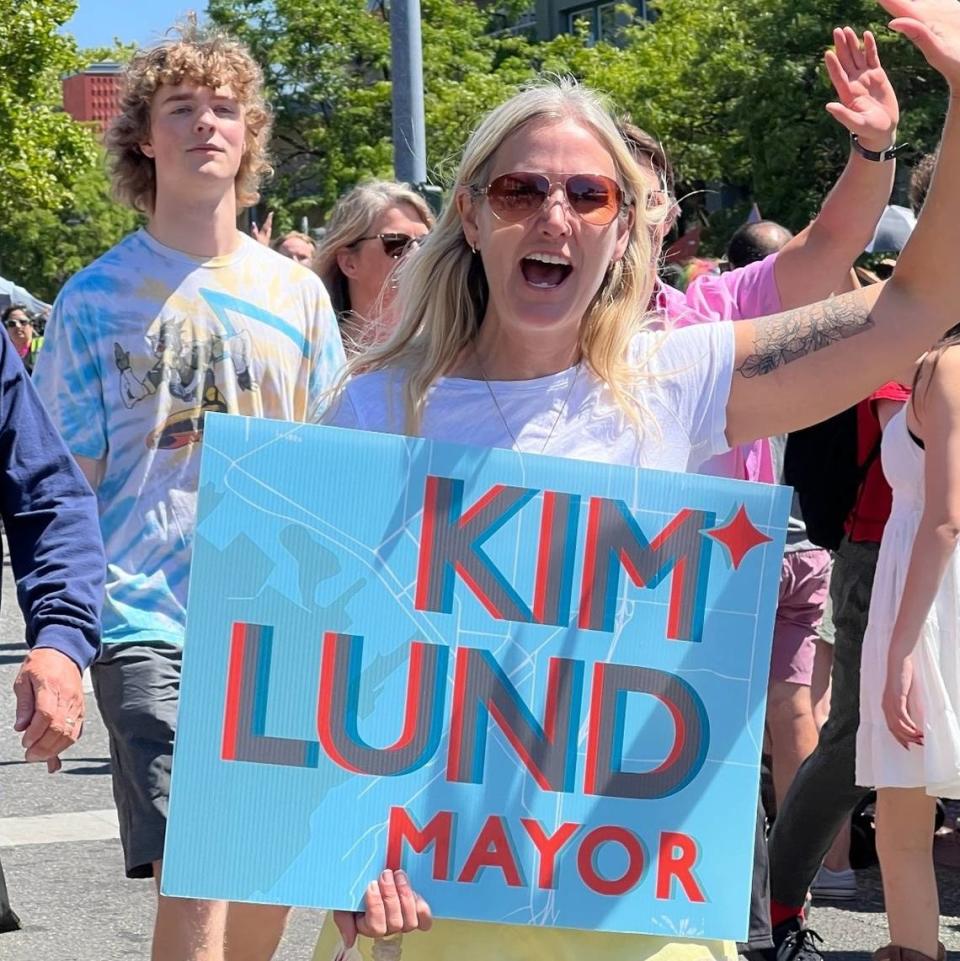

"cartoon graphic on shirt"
[144,368,231,450]
[114,318,257,450]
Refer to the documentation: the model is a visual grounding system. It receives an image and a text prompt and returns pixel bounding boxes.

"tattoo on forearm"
[736,297,875,379]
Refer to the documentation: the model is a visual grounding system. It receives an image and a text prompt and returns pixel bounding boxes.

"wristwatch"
[850,133,908,162]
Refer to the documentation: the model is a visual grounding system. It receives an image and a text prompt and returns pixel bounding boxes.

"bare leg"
[152,861,228,961]
[766,680,820,807]
[224,903,291,961]
[811,638,833,729]
[822,818,853,873]
[876,788,939,957]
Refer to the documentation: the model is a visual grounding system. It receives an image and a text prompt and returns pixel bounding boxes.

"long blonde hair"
[314,181,435,319]
[340,79,666,434]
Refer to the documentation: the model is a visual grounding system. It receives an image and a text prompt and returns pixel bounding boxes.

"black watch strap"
[850,133,908,162]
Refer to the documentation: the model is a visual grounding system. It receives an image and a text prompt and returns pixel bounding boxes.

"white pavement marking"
[0,808,118,846]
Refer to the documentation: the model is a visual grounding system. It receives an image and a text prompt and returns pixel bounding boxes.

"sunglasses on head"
[354,232,423,258]
[472,172,626,226]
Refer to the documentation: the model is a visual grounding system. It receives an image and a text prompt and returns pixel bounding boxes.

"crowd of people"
[4,1,960,960]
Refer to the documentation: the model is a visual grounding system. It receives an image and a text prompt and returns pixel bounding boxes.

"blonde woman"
[318,2,960,958]
[273,229,316,264]
[314,181,434,350]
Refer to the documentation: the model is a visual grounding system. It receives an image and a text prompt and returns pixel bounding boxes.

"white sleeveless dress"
[857,406,960,797]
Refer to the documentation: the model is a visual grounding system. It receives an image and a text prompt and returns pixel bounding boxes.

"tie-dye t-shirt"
[34,229,346,647]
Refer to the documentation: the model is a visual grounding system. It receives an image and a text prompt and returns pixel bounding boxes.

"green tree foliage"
[542,0,945,241]
[208,0,948,243]
[726,0,943,230]
[208,0,539,225]
[80,39,138,67]
[6,0,945,300]
[0,1,140,301]
[0,0,99,222]
[0,158,140,303]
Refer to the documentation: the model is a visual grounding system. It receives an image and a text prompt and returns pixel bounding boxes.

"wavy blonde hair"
[338,79,667,434]
[272,230,316,252]
[106,24,273,213]
[314,181,436,319]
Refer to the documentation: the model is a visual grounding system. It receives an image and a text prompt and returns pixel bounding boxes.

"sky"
[62,1,207,50]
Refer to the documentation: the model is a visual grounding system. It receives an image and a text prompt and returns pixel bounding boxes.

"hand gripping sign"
[163,414,789,941]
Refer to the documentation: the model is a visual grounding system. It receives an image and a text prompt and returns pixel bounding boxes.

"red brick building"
[62,63,124,130]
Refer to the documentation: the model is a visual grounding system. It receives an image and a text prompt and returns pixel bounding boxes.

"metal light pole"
[390,0,428,187]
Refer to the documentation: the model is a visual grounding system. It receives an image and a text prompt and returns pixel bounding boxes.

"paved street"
[1,558,959,960]
[0,559,324,961]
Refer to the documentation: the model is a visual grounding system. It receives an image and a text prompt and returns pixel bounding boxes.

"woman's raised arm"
[727,0,960,447]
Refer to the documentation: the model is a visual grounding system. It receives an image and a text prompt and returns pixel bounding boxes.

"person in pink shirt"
[623,27,901,492]
[622,26,900,959]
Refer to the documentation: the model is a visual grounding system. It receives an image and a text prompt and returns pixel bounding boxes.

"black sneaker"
[772,918,824,961]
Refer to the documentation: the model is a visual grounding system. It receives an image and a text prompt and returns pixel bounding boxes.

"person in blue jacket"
[0,296,105,932]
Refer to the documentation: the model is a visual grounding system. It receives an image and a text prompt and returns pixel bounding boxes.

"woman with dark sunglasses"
[319,3,960,959]
[1,305,43,375]
[315,181,434,351]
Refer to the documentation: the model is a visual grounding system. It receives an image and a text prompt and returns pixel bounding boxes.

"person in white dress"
[857,323,960,961]
[320,1,960,959]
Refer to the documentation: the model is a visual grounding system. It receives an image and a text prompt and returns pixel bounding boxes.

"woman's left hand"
[334,869,433,948]
[824,27,900,151]
[882,649,925,749]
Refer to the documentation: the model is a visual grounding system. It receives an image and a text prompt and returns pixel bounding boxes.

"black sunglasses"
[353,232,424,258]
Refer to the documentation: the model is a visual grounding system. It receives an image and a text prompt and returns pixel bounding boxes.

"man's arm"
[0,331,105,772]
[775,28,899,310]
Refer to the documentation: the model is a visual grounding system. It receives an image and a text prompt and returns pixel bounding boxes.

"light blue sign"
[163,413,790,941]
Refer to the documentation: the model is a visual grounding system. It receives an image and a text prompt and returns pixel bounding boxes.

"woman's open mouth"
[520,252,573,289]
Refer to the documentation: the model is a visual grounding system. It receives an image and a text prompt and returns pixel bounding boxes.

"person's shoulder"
[625,322,734,411]
[244,236,319,284]
[336,367,406,429]
[931,342,960,373]
[342,366,402,404]
[629,319,728,363]
[918,343,960,404]
[56,230,147,303]
[243,236,332,309]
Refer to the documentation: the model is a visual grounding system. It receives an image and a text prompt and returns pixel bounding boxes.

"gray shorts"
[91,642,181,879]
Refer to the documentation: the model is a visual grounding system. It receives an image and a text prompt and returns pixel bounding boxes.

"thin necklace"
[474,348,580,455]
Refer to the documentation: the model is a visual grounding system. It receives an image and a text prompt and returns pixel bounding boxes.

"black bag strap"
[848,432,884,532]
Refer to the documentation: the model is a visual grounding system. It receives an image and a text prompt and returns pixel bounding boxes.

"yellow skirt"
[313,916,737,961]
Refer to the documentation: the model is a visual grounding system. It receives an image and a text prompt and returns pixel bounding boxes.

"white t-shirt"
[324,321,734,472]
[319,320,737,960]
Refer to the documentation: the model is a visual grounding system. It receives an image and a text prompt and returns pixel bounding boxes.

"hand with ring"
[13,648,86,774]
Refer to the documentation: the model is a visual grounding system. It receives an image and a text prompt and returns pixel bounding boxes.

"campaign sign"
[163,413,790,941]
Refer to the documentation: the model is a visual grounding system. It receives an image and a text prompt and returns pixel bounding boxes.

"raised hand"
[878,0,960,87]
[251,210,274,246]
[825,28,900,151]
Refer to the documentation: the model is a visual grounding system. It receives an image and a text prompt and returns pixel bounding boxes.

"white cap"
[865,204,916,254]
